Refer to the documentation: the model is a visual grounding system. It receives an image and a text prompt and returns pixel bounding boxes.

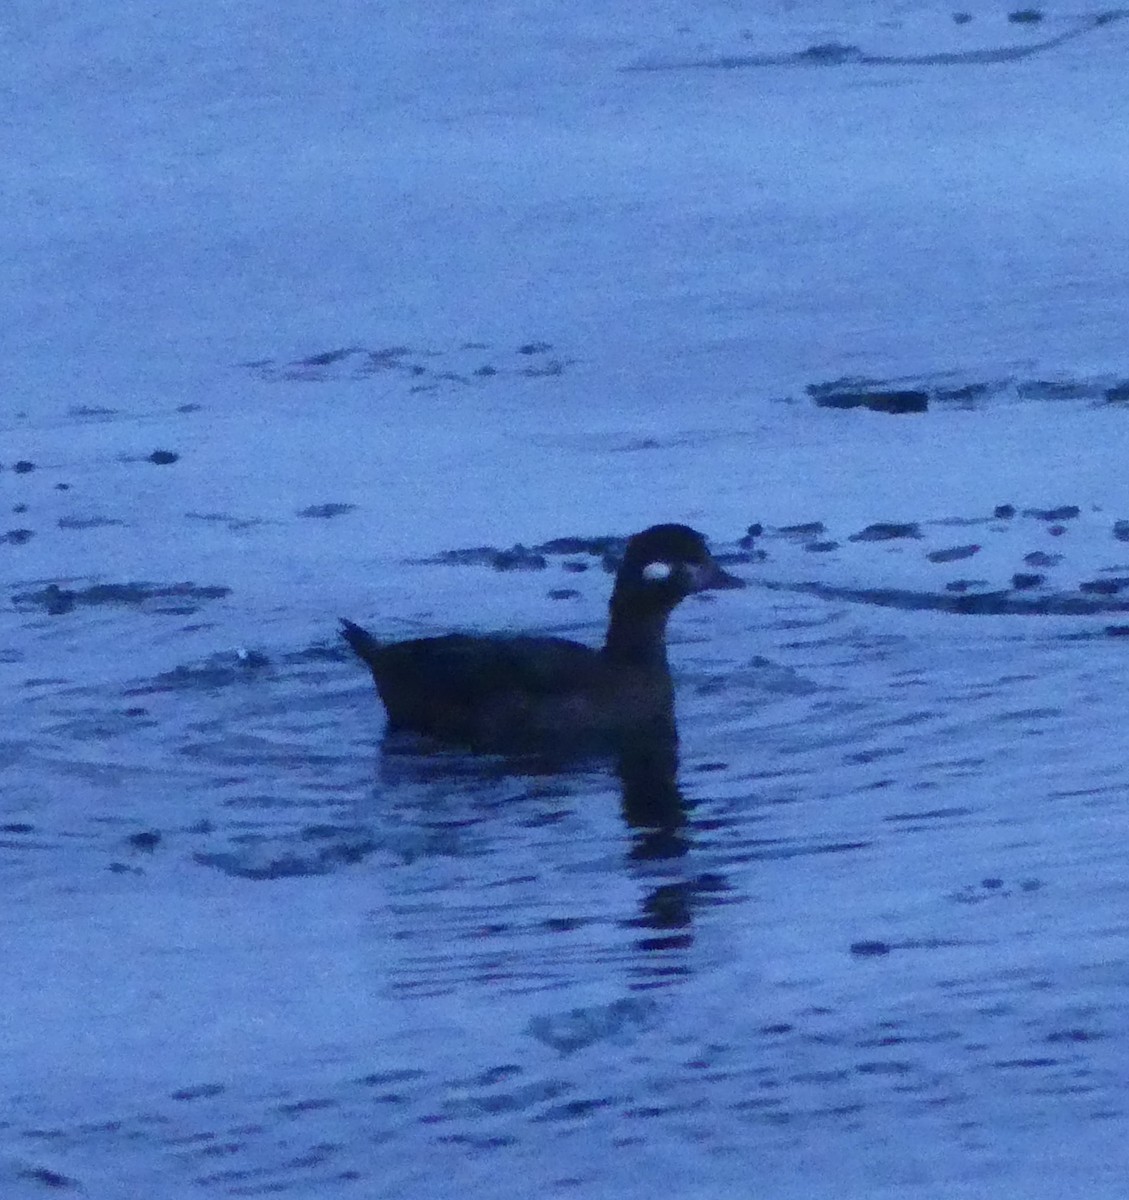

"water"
[5,0,1129,1194]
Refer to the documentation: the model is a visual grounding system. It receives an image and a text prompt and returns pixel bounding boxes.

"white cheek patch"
[642,560,675,583]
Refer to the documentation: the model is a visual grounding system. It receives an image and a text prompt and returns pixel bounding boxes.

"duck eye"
[641,561,674,582]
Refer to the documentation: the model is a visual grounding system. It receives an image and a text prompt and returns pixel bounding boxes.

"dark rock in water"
[55,482,70,490]
[1023,505,1079,521]
[562,559,589,573]
[298,502,357,519]
[365,346,412,369]
[945,579,989,592]
[932,381,994,404]
[1105,382,1129,404]
[13,504,27,514]
[2,528,34,544]
[535,535,622,556]
[1113,520,1129,542]
[13,460,36,473]
[1017,379,1090,399]
[927,544,980,563]
[805,540,839,553]
[867,390,928,414]
[15,1166,79,1190]
[850,940,891,957]
[15,580,231,615]
[1008,7,1043,22]
[811,390,870,410]
[474,365,497,376]
[797,42,862,64]
[148,449,179,465]
[1012,573,1044,590]
[548,588,580,600]
[1080,578,1129,595]
[129,830,162,852]
[38,584,75,615]
[849,522,921,542]
[517,341,552,355]
[171,1083,226,1101]
[422,545,501,566]
[58,515,125,529]
[779,521,825,537]
[492,546,547,571]
[738,522,764,549]
[812,388,927,414]
[952,11,973,22]
[296,347,356,367]
[1048,525,1067,537]
[1024,551,1062,567]
[521,359,565,378]
[994,504,1016,519]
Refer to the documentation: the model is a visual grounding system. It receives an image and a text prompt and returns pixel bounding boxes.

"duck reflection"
[375,709,727,955]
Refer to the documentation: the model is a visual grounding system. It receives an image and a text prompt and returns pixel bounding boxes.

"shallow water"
[6,567,1129,1197]
[6,0,1129,1194]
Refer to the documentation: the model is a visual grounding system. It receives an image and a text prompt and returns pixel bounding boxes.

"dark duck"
[340,524,744,756]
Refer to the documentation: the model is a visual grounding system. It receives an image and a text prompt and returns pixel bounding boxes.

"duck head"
[616,524,745,601]
[604,524,744,666]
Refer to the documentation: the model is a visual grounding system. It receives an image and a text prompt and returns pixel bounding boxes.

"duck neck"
[603,592,673,670]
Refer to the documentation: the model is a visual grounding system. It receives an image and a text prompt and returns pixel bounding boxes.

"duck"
[340,523,744,754]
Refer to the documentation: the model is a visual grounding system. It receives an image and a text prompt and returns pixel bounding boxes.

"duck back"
[340,620,672,752]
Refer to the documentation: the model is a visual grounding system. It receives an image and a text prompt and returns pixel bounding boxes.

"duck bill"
[691,559,746,592]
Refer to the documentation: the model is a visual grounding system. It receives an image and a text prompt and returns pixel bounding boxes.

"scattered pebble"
[13,460,36,473]
[148,449,179,465]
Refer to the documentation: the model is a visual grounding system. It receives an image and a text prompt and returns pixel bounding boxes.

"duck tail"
[339,617,383,668]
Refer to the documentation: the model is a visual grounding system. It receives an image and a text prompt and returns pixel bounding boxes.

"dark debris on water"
[14,580,231,616]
